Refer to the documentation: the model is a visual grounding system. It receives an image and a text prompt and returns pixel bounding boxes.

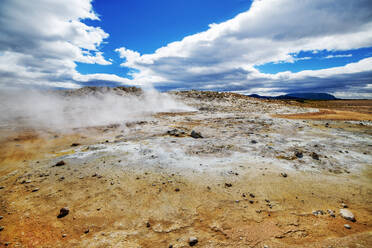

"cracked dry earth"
[0,91,371,247]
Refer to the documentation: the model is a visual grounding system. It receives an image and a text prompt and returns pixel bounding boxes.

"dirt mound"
[59,86,143,97]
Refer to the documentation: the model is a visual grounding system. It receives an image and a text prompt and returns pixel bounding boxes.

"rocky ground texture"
[0,89,371,247]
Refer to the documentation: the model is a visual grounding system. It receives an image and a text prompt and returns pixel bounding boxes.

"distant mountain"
[248,92,338,100]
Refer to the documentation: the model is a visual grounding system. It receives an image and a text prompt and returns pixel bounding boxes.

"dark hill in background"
[248,92,338,100]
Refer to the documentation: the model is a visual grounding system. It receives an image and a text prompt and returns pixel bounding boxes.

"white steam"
[0,88,194,130]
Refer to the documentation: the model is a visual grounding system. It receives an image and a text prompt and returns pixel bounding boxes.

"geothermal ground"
[0,89,371,247]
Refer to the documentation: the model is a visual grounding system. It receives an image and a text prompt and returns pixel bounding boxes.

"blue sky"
[0,0,372,98]
[77,0,253,77]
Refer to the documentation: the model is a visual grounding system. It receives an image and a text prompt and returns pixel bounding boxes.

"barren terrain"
[0,89,371,247]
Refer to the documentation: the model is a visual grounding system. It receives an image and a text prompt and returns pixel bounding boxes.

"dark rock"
[189,237,198,246]
[344,224,351,229]
[249,193,255,198]
[71,143,80,147]
[225,183,232,187]
[175,188,180,192]
[294,151,303,158]
[0,226,4,231]
[55,161,65,167]
[146,222,151,228]
[310,152,319,160]
[327,209,336,217]
[281,172,288,178]
[84,229,90,234]
[57,207,70,218]
[0,186,4,189]
[32,188,39,192]
[167,129,185,137]
[190,130,203,139]
[251,140,258,144]
[312,210,324,216]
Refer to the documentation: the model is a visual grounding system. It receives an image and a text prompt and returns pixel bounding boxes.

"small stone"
[280,172,287,178]
[294,151,303,158]
[146,222,151,228]
[249,200,254,204]
[344,224,351,229]
[249,193,255,198]
[341,203,348,208]
[310,152,319,160]
[188,237,198,246]
[251,140,257,144]
[57,207,70,218]
[264,245,269,248]
[190,130,203,139]
[175,188,180,192]
[62,234,67,238]
[225,183,232,187]
[340,209,355,222]
[0,186,5,189]
[0,216,3,219]
[327,209,336,217]
[312,210,324,216]
[0,226,4,231]
[55,161,65,167]
[71,143,80,147]
[32,188,39,192]
[84,229,89,234]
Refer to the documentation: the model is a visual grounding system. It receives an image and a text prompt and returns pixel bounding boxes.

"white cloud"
[116,0,372,98]
[0,0,126,88]
[324,54,353,59]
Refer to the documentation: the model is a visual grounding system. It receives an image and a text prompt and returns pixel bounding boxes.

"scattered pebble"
[310,152,319,160]
[84,229,89,234]
[225,183,232,187]
[0,186,5,189]
[62,234,67,238]
[294,151,303,158]
[32,188,39,192]
[340,209,356,222]
[344,224,351,229]
[175,188,180,192]
[55,161,65,167]
[341,203,348,208]
[312,210,324,216]
[280,172,287,178]
[327,209,335,217]
[188,237,198,246]
[0,226,4,231]
[57,207,70,218]
[190,130,203,139]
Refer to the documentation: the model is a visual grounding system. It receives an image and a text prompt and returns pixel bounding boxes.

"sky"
[0,0,372,98]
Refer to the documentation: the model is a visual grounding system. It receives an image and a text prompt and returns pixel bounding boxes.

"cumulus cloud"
[324,54,353,59]
[0,0,128,88]
[116,0,372,98]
